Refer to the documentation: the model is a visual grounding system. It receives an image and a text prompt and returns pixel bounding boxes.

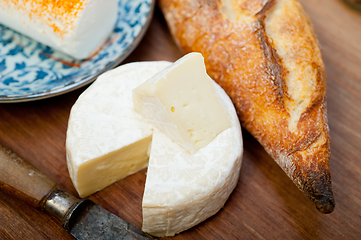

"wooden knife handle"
[0,144,58,210]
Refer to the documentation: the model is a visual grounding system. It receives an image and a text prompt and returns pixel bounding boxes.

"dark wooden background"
[1,0,361,239]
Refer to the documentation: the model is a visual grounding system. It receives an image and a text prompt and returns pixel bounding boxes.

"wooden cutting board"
[1,0,360,239]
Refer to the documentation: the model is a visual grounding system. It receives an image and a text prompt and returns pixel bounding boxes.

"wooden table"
[1,0,360,239]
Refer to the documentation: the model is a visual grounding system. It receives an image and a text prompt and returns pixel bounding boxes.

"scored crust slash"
[159,0,335,213]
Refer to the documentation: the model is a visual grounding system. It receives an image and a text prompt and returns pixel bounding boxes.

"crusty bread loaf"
[159,0,335,213]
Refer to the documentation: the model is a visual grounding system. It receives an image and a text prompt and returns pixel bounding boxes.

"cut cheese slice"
[0,0,118,59]
[66,60,243,236]
[133,52,231,154]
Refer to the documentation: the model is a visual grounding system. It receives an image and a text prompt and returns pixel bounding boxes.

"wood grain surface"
[0,0,360,239]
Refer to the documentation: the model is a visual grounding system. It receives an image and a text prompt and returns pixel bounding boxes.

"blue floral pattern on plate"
[0,0,155,102]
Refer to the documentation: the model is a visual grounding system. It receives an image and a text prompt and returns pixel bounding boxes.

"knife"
[0,144,154,240]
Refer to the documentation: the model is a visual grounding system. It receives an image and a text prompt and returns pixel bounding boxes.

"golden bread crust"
[159,0,334,213]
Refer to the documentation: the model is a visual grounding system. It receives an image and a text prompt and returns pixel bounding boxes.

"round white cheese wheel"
[66,61,243,237]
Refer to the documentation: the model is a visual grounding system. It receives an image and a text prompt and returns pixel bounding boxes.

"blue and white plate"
[0,0,155,103]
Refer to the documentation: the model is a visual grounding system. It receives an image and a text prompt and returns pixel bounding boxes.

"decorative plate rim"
[0,0,155,103]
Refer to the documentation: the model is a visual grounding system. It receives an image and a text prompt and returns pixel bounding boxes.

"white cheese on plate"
[0,0,118,59]
[66,58,243,236]
[133,52,231,154]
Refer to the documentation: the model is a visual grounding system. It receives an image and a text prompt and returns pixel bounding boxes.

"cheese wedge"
[66,60,243,236]
[0,0,118,59]
[133,52,231,154]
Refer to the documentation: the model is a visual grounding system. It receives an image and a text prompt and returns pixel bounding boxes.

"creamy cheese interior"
[73,136,152,197]
[133,53,231,154]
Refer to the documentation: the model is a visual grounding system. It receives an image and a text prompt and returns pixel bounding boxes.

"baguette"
[159,0,335,213]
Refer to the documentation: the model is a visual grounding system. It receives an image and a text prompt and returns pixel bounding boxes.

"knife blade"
[0,144,154,240]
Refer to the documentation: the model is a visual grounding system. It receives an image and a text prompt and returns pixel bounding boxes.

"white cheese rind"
[133,52,231,154]
[66,60,243,237]
[66,61,170,197]
[142,80,243,237]
[0,0,117,59]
